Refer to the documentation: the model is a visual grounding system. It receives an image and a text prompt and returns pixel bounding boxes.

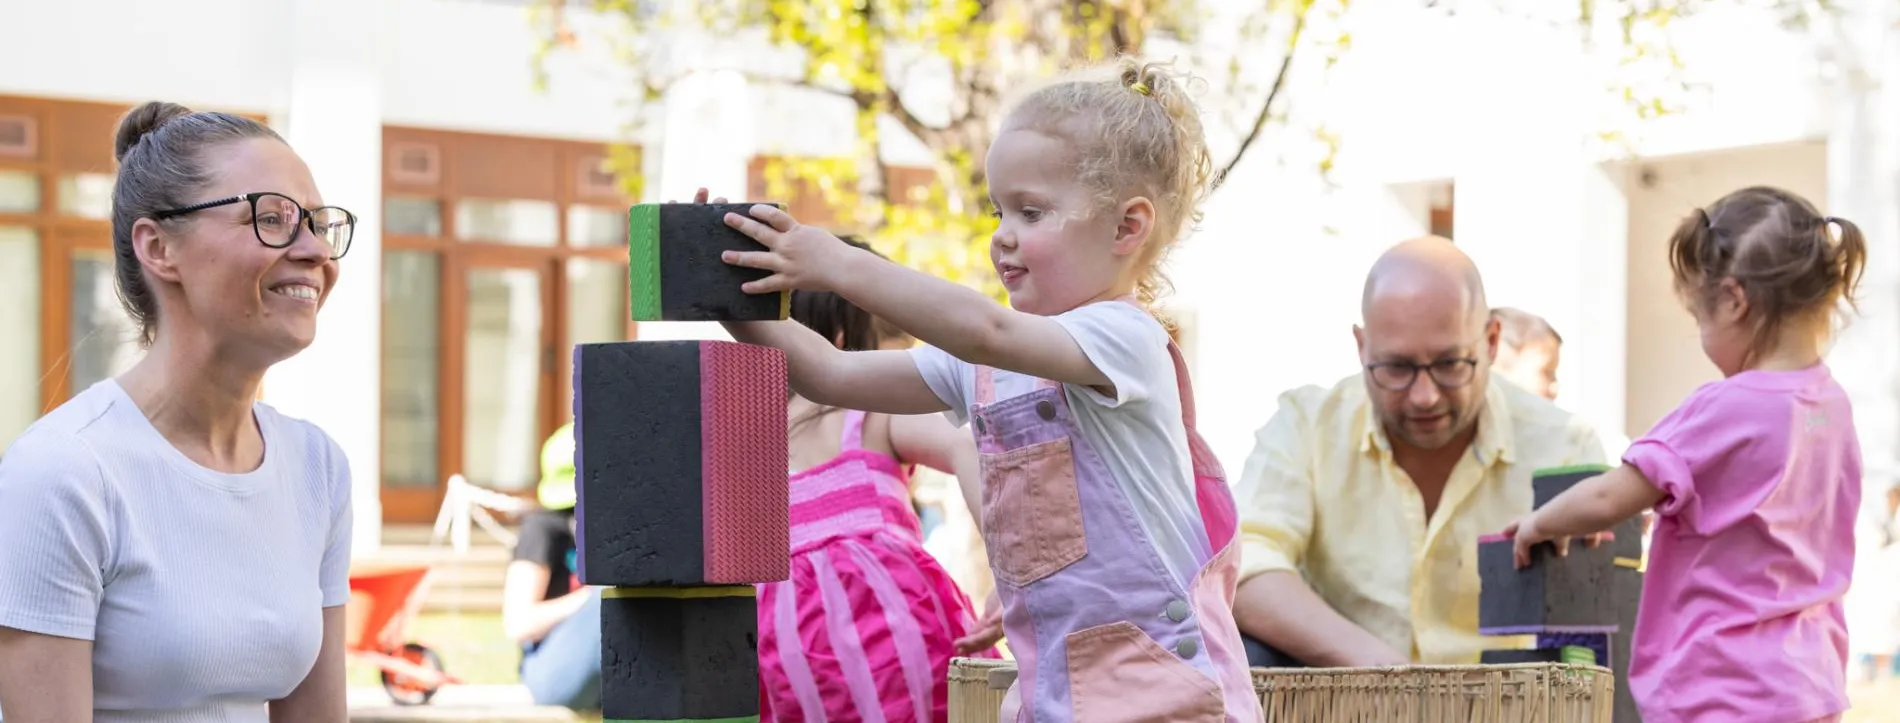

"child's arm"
[1504,463,1664,568]
[723,320,948,416]
[888,412,984,535]
[720,205,1115,393]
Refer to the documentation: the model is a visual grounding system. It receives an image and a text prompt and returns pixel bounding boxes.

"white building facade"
[0,0,1893,560]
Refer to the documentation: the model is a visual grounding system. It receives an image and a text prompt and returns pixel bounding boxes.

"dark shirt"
[512,509,578,601]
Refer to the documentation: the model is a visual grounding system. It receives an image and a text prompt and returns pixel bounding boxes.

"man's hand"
[954,592,1004,655]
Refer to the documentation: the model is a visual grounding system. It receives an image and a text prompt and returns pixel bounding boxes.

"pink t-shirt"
[1622,363,1860,723]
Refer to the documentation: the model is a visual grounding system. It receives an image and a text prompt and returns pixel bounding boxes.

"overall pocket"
[1065,622,1224,723]
[979,437,1087,587]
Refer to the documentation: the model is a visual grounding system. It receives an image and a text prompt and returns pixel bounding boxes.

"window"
[378,126,635,521]
[0,95,182,450]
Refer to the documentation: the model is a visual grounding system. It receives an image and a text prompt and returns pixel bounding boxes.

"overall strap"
[972,364,1060,407]
[1169,337,1238,550]
[840,409,868,450]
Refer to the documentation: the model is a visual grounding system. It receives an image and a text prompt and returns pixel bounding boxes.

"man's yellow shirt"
[1232,373,1607,663]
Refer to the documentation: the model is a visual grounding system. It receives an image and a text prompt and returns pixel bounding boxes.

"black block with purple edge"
[1533,628,1613,667]
[572,340,790,588]
[599,589,759,721]
[1477,533,1620,632]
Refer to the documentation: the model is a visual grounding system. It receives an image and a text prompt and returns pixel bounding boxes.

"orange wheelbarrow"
[347,562,462,705]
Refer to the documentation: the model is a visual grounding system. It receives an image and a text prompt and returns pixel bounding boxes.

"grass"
[346,611,522,689]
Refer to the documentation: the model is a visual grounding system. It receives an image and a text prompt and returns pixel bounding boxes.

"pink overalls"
[971,340,1260,722]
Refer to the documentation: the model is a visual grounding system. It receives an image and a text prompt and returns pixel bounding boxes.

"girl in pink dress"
[758,237,1000,723]
[1507,186,1869,723]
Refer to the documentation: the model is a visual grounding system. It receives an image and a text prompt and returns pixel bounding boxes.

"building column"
[1449,11,1630,451]
[635,65,755,344]
[263,0,385,557]
[1824,0,1900,496]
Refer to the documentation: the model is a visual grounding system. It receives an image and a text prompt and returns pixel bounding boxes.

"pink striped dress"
[758,410,999,723]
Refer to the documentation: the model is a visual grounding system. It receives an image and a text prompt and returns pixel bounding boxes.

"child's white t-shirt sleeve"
[909,344,975,426]
[0,433,111,641]
[907,302,1174,423]
[1050,302,1174,409]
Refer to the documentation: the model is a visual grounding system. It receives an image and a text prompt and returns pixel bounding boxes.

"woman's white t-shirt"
[907,301,1211,587]
[0,379,352,722]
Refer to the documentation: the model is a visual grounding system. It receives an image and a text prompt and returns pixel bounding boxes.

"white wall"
[1615,141,1830,438]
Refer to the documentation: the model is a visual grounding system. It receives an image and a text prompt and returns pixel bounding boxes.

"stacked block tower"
[1478,465,1645,723]
[574,202,793,722]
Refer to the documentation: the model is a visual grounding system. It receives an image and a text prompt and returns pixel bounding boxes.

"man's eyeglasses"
[1366,358,1479,391]
[152,192,355,260]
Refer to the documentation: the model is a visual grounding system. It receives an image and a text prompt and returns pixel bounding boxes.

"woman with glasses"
[0,101,357,722]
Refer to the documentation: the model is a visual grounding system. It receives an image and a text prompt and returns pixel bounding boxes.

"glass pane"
[463,267,544,491]
[0,170,41,214]
[385,196,442,237]
[564,260,622,433]
[68,249,144,398]
[381,252,441,488]
[455,198,557,246]
[57,173,113,219]
[567,206,625,248]
[0,227,39,447]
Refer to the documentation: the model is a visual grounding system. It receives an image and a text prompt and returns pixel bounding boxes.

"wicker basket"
[946,658,1613,723]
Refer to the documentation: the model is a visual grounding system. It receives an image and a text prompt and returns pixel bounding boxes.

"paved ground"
[347,685,581,722]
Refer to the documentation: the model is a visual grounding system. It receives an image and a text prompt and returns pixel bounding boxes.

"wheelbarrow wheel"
[381,642,445,706]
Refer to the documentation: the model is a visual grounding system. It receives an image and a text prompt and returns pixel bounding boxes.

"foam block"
[574,340,790,587]
[1534,629,1614,667]
[1532,466,1646,560]
[600,589,760,721]
[1480,648,1565,665]
[1477,533,1621,631]
[627,202,790,322]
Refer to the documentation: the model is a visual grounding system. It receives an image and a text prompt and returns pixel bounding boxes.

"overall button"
[1174,637,1199,659]
[1164,599,1190,623]
[974,416,988,434]
[1036,400,1057,421]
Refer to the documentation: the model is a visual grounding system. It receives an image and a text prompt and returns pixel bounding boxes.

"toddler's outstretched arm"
[723,320,948,416]
[717,202,1116,395]
[1503,464,1664,568]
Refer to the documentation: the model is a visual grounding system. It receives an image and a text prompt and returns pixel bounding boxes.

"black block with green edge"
[627,202,790,322]
[600,590,759,722]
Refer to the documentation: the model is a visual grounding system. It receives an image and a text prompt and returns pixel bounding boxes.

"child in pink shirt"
[1505,185,1869,723]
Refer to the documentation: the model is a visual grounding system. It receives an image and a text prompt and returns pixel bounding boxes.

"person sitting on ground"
[1230,236,1607,667]
[502,421,601,712]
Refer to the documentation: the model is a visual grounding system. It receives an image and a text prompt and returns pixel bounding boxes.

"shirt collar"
[1356,373,1516,467]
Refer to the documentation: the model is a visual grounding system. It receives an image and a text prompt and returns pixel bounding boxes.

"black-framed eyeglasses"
[1366,358,1479,392]
[152,192,356,260]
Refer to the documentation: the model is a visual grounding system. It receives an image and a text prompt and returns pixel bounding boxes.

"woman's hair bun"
[113,101,194,163]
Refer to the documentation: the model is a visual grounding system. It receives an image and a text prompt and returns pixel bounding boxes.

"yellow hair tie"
[1131,81,1151,96]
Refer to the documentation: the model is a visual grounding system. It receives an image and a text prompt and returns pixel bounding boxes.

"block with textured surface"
[600,591,760,722]
[1477,533,1621,631]
[574,340,790,587]
[627,202,790,322]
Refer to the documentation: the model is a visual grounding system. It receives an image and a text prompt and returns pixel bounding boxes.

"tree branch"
[1213,5,1310,190]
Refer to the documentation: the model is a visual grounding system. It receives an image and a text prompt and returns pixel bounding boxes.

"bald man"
[1230,237,1607,666]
